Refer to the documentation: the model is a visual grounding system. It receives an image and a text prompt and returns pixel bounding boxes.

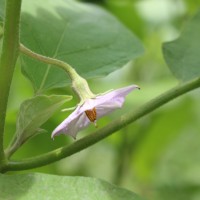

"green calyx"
[71,73,95,104]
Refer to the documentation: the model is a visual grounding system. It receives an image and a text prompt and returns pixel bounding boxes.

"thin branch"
[3,77,200,172]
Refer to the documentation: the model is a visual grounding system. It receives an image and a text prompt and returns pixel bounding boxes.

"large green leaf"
[163,11,200,82]
[0,173,144,200]
[18,0,144,93]
[16,95,72,143]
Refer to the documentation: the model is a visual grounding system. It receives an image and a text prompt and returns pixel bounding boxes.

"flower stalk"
[20,44,95,101]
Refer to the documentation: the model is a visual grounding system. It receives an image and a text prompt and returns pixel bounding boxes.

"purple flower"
[52,85,139,139]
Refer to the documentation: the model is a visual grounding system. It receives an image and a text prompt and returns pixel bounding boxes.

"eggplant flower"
[52,85,139,139]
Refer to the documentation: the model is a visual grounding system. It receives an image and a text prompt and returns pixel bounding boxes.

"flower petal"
[51,106,90,139]
[94,85,139,105]
[79,98,96,112]
[95,98,124,118]
[93,85,139,118]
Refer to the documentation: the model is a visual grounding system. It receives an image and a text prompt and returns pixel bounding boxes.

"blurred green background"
[4,0,200,199]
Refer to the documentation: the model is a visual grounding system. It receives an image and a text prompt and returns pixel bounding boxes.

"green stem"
[20,44,77,81]
[0,0,22,170]
[3,77,200,172]
[4,135,20,158]
[20,44,95,100]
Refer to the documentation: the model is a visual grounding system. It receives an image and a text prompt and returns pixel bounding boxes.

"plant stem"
[20,44,95,100]
[3,77,200,172]
[0,0,22,170]
[20,44,77,81]
[4,135,20,158]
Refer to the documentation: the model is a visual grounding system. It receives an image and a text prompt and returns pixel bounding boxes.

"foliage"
[163,11,200,82]
[0,173,143,200]
[0,0,200,200]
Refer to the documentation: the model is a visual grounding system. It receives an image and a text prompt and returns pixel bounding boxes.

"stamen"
[85,108,97,127]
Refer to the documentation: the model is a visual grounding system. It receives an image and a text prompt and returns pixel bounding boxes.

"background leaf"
[0,0,4,21]
[163,10,200,82]
[16,95,72,141]
[0,173,144,200]
[154,127,200,200]
[133,98,193,181]
[19,0,144,93]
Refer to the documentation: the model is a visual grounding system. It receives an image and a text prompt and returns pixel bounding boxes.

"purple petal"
[95,98,124,118]
[51,106,90,139]
[79,99,96,112]
[94,85,139,105]
[93,85,139,118]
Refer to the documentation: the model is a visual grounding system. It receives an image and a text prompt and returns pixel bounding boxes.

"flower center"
[85,107,97,127]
